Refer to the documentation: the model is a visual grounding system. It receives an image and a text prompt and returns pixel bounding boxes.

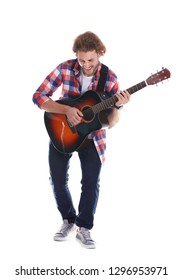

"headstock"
[146,68,171,86]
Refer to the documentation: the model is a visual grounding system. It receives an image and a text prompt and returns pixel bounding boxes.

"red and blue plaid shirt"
[33,59,120,163]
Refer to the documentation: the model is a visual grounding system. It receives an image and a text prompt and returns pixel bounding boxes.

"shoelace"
[80,229,92,241]
[60,222,72,233]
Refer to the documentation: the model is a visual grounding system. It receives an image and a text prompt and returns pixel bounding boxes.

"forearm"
[41,99,69,114]
[107,108,120,129]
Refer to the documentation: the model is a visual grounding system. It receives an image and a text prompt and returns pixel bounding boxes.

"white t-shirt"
[81,71,93,94]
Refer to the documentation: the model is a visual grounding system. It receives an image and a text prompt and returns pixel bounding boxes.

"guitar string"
[83,81,146,116]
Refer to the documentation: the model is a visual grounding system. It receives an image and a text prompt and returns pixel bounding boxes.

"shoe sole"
[54,236,67,241]
[76,237,96,249]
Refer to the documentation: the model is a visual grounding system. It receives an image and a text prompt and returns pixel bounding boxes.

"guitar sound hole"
[82,107,95,122]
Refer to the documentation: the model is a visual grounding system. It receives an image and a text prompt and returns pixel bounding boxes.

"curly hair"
[72,31,106,55]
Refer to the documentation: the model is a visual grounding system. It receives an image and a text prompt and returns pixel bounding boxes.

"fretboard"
[127,80,147,95]
[91,80,147,114]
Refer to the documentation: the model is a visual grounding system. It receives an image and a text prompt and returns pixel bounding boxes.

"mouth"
[83,67,92,71]
[82,67,93,76]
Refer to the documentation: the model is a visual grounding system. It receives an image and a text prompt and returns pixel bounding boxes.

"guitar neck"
[92,80,147,114]
[127,80,147,95]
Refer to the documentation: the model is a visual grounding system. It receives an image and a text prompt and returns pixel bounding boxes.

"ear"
[97,52,102,58]
[97,51,104,58]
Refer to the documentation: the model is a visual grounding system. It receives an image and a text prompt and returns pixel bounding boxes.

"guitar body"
[44,90,109,153]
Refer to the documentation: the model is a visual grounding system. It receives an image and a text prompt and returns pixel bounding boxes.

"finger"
[78,111,83,117]
[120,91,125,97]
[121,90,130,100]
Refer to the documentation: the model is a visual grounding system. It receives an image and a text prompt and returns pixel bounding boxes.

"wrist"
[114,104,123,110]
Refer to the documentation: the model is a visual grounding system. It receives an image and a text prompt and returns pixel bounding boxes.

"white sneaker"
[76,227,96,249]
[54,219,76,241]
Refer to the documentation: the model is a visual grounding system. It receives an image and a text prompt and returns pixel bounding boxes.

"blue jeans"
[49,140,102,230]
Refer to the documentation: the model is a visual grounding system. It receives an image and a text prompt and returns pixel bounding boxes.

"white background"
[0,0,181,279]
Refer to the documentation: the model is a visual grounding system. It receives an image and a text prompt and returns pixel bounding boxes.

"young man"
[33,31,130,249]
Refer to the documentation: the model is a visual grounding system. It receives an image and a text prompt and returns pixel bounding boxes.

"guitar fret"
[93,96,116,114]
[127,81,146,95]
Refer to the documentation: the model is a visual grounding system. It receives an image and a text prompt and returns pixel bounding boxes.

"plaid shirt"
[33,59,120,163]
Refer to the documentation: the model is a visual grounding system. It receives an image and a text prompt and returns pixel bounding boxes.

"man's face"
[77,50,101,77]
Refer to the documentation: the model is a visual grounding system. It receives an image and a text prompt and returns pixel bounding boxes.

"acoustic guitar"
[44,68,171,153]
